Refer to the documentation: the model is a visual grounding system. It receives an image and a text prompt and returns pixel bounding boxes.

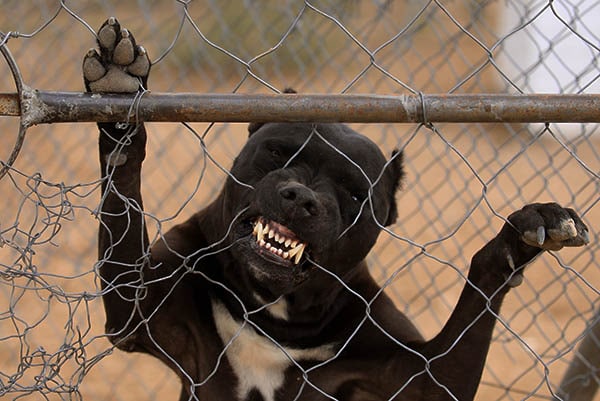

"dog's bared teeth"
[255,221,264,242]
[288,243,306,265]
[294,244,305,264]
[254,219,305,264]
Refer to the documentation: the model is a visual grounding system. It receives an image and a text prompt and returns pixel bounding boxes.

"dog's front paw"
[83,17,150,93]
[481,203,591,288]
[508,203,590,251]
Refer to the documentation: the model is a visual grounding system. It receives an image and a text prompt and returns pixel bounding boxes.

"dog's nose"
[279,182,320,217]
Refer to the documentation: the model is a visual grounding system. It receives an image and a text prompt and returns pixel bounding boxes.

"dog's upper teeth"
[268,229,275,239]
[285,238,292,247]
[254,221,264,242]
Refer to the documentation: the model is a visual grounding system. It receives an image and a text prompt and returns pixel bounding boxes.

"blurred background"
[0,1,599,400]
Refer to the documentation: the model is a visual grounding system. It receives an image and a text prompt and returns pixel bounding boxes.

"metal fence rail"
[3,91,600,124]
[0,1,599,401]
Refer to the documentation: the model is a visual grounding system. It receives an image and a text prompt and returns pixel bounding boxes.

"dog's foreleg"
[418,203,589,401]
[85,18,153,350]
[96,120,149,350]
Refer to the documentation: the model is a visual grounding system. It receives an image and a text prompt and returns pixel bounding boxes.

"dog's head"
[221,120,404,298]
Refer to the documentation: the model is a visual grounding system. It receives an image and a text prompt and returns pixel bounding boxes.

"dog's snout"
[279,182,320,217]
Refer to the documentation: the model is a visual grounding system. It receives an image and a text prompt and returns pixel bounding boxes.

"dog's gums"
[252,218,306,265]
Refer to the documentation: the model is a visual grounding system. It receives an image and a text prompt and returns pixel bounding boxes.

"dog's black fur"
[85,19,590,401]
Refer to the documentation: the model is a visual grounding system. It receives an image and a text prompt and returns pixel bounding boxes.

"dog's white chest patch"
[211,301,335,401]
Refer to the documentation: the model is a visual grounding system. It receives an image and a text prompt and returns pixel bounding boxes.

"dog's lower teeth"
[288,243,305,264]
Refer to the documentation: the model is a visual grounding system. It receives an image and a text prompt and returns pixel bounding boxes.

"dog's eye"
[270,149,281,158]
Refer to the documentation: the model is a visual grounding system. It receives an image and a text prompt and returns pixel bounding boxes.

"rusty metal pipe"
[1,91,600,126]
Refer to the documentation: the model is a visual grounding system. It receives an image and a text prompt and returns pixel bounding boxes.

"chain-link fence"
[1,1,599,400]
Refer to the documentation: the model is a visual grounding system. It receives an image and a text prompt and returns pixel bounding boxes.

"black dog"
[85,18,590,401]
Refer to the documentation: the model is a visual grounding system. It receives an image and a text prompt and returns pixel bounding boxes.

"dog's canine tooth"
[294,244,305,264]
[288,243,306,264]
[259,239,266,247]
[255,221,264,242]
[288,245,299,257]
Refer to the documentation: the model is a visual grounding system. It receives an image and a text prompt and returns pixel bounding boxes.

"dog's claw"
[522,226,546,248]
[536,226,545,246]
[582,228,590,244]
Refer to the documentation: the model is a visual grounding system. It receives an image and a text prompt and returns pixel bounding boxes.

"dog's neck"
[208,261,374,351]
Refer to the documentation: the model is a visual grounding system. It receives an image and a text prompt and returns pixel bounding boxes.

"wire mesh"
[0,1,599,400]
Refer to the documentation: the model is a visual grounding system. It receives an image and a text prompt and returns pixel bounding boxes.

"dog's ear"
[248,88,298,137]
[384,149,405,227]
[248,122,264,136]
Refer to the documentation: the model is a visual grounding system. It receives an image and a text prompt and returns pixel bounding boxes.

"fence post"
[556,309,600,401]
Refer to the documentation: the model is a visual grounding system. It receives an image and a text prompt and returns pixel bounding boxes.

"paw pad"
[83,17,150,93]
